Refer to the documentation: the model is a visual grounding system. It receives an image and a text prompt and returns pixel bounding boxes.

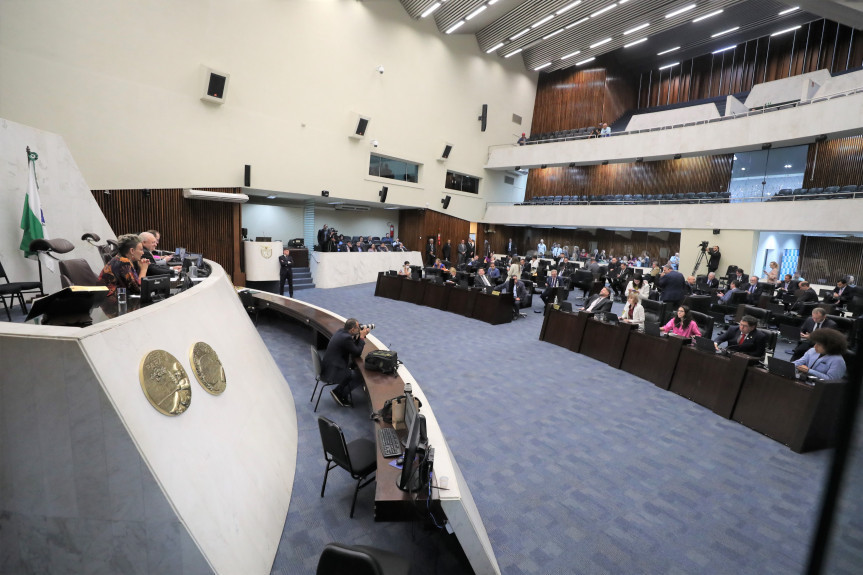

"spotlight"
[142,189,151,199]
[601,160,609,165]
[568,162,576,168]
[541,164,548,169]
[762,143,772,150]
[673,154,682,160]
[636,157,644,163]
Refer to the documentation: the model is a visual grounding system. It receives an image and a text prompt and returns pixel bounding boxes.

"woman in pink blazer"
[662,305,702,338]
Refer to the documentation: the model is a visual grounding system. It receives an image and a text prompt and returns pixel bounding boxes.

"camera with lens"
[360,323,375,331]
[698,241,709,252]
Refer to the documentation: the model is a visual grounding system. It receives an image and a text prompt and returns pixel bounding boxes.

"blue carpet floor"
[262,284,847,575]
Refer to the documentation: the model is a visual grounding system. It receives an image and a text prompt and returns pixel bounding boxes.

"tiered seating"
[528,125,597,143]
[767,185,862,201]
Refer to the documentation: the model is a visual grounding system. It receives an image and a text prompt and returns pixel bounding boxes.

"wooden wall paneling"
[799,236,863,286]
[91,188,241,280]
[851,27,863,68]
[804,135,863,188]
[604,65,639,124]
[398,209,472,261]
[397,209,425,253]
[531,67,610,134]
[836,24,855,71]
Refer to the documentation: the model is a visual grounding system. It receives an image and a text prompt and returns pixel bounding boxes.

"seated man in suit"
[322,318,369,407]
[496,274,528,319]
[714,315,767,357]
[825,278,853,308]
[579,287,613,314]
[540,269,562,307]
[716,280,743,305]
[743,275,763,304]
[684,275,698,295]
[789,307,838,360]
[474,267,493,289]
[705,272,720,290]
[466,255,483,271]
[487,262,501,281]
[776,274,797,295]
[788,280,818,313]
[732,268,749,286]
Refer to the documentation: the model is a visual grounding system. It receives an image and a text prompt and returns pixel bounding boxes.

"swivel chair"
[316,542,411,575]
[59,259,101,288]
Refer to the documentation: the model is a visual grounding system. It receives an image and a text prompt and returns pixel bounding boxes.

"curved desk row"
[375,273,515,325]
[251,291,501,575]
[540,308,846,453]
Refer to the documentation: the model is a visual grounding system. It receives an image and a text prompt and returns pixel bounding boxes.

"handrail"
[511,85,863,147]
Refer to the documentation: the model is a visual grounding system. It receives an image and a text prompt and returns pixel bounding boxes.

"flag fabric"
[19,150,54,271]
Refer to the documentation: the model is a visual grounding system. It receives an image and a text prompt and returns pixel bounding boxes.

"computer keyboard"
[377,427,402,458]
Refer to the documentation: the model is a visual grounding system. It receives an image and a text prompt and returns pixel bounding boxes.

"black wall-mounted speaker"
[713,229,721,235]
[356,117,369,136]
[441,195,452,210]
[442,144,452,159]
[478,104,487,132]
[244,164,251,187]
[379,186,388,203]
[321,190,330,197]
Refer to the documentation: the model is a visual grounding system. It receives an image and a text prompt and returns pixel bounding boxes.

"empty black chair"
[316,542,411,575]
[58,259,101,288]
[690,310,715,339]
[641,299,668,325]
[821,186,840,199]
[310,345,339,412]
[317,417,377,518]
[0,258,43,321]
[682,294,711,314]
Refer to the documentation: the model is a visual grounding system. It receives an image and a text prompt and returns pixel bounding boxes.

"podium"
[244,240,282,292]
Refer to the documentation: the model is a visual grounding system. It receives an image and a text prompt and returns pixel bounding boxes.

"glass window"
[369,154,419,183]
[445,170,480,194]
[727,145,807,201]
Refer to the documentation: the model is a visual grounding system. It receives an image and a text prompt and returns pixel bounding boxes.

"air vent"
[512,113,522,125]
[334,204,370,212]
[504,175,515,185]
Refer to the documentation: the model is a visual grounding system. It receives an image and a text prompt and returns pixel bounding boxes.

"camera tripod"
[692,248,707,277]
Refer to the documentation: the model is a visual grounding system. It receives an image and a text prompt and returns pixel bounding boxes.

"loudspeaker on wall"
[441,195,452,210]
[349,114,371,139]
[201,67,230,104]
[379,186,388,203]
[244,165,251,187]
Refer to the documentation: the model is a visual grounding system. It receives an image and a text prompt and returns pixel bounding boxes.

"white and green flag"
[19,149,54,271]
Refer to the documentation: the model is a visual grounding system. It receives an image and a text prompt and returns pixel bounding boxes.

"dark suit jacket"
[139,248,172,276]
[799,316,838,336]
[321,329,365,386]
[497,279,527,301]
[658,270,686,303]
[506,241,516,255]
[278,254,294,278]
[707,250,721,272]
[715,326,768,357]
[778,280,798,293]
[442,243,452,261]
[465,242,476,260]
[744,283,763,304]
[475,273,492,288]
[733,273,749,286]
[583,295,612,313]
[705,278,720,289]
[791,288,818,310]
[829,286,853,306]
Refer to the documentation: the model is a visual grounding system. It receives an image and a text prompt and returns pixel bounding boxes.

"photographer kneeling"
[323,318,370,407]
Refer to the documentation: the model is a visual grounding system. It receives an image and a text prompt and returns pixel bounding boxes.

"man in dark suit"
[789,281,818,312]
[743,275,764,304]
[540,269,561,306]
[426,238,436,265]
[278,248,294,297]
[579,287,613,314]
[475,268,493,289]
[707,246,721,274]
[826,278,853,308]
[322,318,369,407]
[496,275,527,318]
[705,272,720,290]
[506,238,516,256]
[457,240,466,264]
[137,231,171,277]
[714,315,767,357]
[777,274,798,294]
[442,239,452,262]
[790,307,838,360]
[732,269,749,286]
[317,224,328,249]
[465,240,476,261]
[658,264,686,311]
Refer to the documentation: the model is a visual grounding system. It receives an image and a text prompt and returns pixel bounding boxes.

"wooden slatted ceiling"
[91,188,242,282]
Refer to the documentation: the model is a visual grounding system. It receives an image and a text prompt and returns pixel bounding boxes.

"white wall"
[679,229,759,279]
[0,0,537,224]
[241,204,304,243]
[754,232,802,279]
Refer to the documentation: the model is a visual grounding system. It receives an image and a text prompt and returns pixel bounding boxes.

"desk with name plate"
[251,291,501,574]
[539,307,846,453]
[375,274,514,325]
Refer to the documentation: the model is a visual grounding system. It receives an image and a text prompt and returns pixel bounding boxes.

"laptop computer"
[767,356,798,379]
[694,336,717,353]
[603,312,619,324]
[644,321,662,337]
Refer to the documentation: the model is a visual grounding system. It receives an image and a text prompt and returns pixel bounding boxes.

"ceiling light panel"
[711,26,739,37]
[692,9,722,23]
[624,23,649,35]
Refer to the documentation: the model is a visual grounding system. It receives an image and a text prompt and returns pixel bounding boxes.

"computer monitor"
[182,254,204,272]
[397,392,430,493]
[141,275,171,304]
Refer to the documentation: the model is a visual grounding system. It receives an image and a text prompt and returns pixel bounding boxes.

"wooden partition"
[398,209,472,256]
[805,134,863,188]
[91,187,243,282]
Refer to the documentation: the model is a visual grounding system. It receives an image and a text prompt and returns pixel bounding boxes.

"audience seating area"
[768,186,863,201]
[526,126,597,143]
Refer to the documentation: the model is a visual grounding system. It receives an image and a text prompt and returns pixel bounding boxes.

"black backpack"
[364,350,401,374]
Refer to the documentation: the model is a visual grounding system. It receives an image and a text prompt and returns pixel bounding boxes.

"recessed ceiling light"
[624,23,649,35]
[784,164,793,168]
[532,15,555,28]
[561,50,582,60]
[771,25,801,37]
[489,0,500,4]
[535,62,552,70]
[544,28,564,40]
[657,46,680,55]
[712,26,739,38]
[778,7,799,16]
[666,4,696,19]
[693,9,723,23]
[624,38,647,48]
[712,45,736,54]
[445,21,465,34]
[566,17,590,29]
[591,4,617,18]
[505,48,523,58]
[659,62,679,70]
[420,2,441,18]
[511,28,530,40]
[556,1,582,15]
[741,167,746,171]
[590,37,612,49]
[466,6,487,21]
[486,42,505,53]
[576,57,595,66]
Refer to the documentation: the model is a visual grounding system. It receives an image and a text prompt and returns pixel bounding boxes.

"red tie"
[738,333,745,345]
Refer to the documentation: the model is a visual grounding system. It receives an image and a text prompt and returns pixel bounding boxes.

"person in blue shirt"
[537,239,547,256]
[794,328,847,380]
[487,262,501,281]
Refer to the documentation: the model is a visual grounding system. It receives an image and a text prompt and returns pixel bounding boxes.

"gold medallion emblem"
[189,342,227,395]
[139,350,192,416]
[260,245,273,258]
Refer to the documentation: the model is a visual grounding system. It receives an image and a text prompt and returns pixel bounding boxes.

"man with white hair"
[139,231,171,276]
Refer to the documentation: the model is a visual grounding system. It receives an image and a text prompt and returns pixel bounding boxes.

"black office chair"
[58,259,101,288]
[316,542,411,575]
[641,299,667,325]
[317,417,377,518]
[310,345,344,412]
[738,305,771,328]
[0,258,45,321]
[682,294,711,314]
[28,237,74,293]
[690,310,715,339]
[569,270,593,300]
[763,329,780,359]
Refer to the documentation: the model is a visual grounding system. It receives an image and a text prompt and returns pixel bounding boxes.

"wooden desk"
[668,347,751,418]
[539,308,588,352]
[445,285,475,316]
[620,331,686,389]
[732,368,846,453]
[421,281,450,311]
[291,248,309,268]
[399,278,426,305]
[251,292,432,520]
[472,291,515,325]
[580,319,636,368]
[375,273,404,300]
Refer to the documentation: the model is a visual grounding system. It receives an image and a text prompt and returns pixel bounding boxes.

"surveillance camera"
[371,140,379,147]
[377,65,384,74]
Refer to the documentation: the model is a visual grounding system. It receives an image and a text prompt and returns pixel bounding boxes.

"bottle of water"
[189,264,198,278]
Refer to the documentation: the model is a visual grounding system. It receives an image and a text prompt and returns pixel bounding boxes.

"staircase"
[293,267,315,291]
